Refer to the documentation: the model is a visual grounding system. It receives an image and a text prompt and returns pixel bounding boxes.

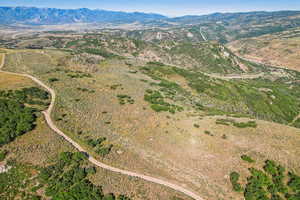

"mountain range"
[0,7,167,25]
[1,6,300,26]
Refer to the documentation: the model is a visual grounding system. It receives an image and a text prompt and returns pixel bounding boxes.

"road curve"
[0,53,204,200]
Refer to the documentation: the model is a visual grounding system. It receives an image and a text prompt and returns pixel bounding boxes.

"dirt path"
[200,27,207,41]
[0,53,204,200]
[202,72,264,80]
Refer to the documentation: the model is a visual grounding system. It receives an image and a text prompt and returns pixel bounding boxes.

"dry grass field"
[2,49,300,200]
[227,28,300,71]
[0,73,36,90]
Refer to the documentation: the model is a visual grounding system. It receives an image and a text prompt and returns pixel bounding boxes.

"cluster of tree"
[39,152,130,200]
[230,158,300,200]
[0,87,49,106]
[0,99,36,146]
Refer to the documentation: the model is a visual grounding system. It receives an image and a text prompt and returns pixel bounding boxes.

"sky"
[2,0,300,16]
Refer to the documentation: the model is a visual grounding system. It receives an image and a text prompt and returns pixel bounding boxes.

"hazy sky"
[2,0,300,16]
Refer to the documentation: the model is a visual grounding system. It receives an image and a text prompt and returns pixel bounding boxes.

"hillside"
[227,28,300,71]
[0,30,278,74]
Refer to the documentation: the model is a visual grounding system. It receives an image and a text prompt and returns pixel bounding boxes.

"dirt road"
[0,53,204,200]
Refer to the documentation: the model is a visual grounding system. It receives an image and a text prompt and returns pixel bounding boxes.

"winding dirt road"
[0,53,204,200]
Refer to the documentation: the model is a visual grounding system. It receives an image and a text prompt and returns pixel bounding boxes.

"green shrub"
[230,172,243,192]
[204,130,213,136]
[222,134,227,139]
[87,137,106,148]
[288,173,300,193]
[216,118,234,126]
[0,150,8,161]
[117,94,134,105]
[48,78,59,82]
[96,144,113,157]
[241,155,255,163]
[233,121,257,128]
[151,104,170,112]
[194,124,200,128]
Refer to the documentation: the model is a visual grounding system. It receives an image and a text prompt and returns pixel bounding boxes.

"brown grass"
[227,28,300,71]
[0,72,36,90]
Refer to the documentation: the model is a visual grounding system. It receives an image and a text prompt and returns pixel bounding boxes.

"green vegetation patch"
[77,87,96,93]
[48,77,59,82]
[142,62,300,124]
[39,152,130,200]
[144,89,183,114]
[0,87,49,146]
[216,118,257,128]
[0,162,41,200]
[110,84,122,90]
[241,155,255,163]
[233,121,257,128]
[0,99,36,146]
[0,87,49,107]
[230,159,300,200]
[216,118,235,126]
[230,172,243,192]
[86,137,113,157]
